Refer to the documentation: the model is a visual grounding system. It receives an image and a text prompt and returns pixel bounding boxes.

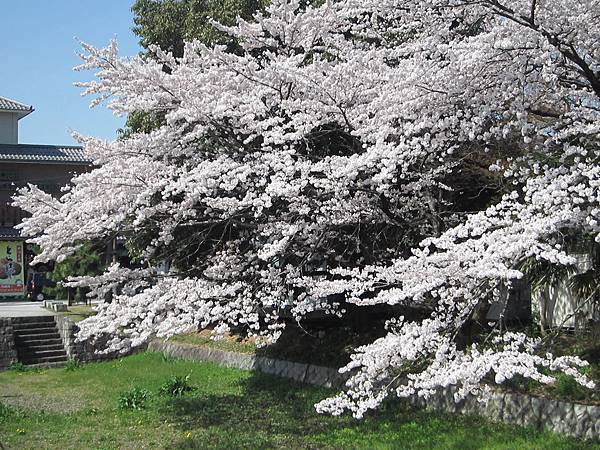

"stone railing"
[0,318,17,369]
[148,339,600,441]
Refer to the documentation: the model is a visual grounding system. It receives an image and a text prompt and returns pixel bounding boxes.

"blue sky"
[0,1,141,145]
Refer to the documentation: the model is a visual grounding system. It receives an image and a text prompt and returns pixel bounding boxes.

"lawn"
[56,304,96,322]
[0,353,598,450]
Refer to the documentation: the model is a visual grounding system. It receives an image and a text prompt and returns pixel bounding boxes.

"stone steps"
[11,316,56,324]
[12,316,68,366]
[15,332,61,341]
[20,348,67,357]
[17,337,63,346]
[13,321,56,329]
[23,361,67,369]
[20,343,64,351]
[13,327,59,336]
[20,354,68,365]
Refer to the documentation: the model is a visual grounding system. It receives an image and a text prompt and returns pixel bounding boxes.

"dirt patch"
[1,390,87,413]
[0,376,101,413]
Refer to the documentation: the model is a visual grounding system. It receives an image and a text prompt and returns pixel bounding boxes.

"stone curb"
[149,339,600,441]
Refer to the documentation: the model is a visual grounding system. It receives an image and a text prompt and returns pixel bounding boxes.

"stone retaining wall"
[148,340,347,388]
[149,340,600,441]
[0,318,17,369]
[409,384,600,441]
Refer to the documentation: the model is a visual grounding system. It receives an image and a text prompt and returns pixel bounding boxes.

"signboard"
[0,241,25,297]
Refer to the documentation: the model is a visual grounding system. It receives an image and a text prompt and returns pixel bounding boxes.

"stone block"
[305,364,340,388]
[254,356,278,376]
[517,395,539,429]
[549,401,573,435]
[219,350,255,370]
[52,302,68,312]
[330,368,351,388]
[573,404,591,438]
[587,404,600,424]
[279,360,308,383]
[528,396,545,429]
[593,413,600,438]
[461,395,484,417]
[539,398,560,427]
[435,387,460,414]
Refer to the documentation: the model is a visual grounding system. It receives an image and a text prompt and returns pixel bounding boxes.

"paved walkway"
[0,301,54,317]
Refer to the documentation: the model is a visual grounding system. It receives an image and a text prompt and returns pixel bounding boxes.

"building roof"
[0,227,22,240]
[0,96,34,118]
[0,144,90,165]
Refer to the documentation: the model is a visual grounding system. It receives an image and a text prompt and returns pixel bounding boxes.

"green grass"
[0,353,598,450]
[56,304,96,322]
[170,333,257,354]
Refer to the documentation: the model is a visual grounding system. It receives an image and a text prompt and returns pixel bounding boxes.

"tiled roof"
[0,144,90,164]
[0,96,33,113]
[0,227,22,240]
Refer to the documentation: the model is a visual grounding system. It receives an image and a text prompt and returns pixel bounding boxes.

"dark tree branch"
[483,0,600,100]
[529,0,537,25]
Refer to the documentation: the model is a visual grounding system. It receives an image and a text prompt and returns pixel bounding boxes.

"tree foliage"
[122,0,268,137]
[132,0,267,56]
[44,242,106,300]
[14,0,600,417]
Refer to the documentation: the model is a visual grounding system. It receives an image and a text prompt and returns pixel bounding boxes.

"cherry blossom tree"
[14,0,600,417]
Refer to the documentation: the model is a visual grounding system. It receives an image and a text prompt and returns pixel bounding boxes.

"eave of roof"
[0,227,23,240]
[0,96,34,119]
[0,144,91,165]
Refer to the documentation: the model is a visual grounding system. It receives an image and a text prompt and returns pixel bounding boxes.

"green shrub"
[553,374,588,401]
[7,362,44,374]
[64,358,82,371]
[118,387,151,410]
[159,374,196,397]
[43,241,106,300]
[8,362,27,372]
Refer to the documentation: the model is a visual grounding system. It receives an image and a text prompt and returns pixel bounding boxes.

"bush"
[159,374,196,397]
[118,387,151,410]
[8,362,27,372]
[552,374,589,401]
[64,358,82,371]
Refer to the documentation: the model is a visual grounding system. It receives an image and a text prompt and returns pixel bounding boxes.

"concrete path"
[0,301,54,317]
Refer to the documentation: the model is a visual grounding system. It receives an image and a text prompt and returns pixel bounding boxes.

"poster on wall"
[0,241,25,297]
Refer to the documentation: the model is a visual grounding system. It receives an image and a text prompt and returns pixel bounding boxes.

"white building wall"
[532,253,598,329]
[0,112,18,144]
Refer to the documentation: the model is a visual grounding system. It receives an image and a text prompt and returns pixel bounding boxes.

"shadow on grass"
[157,371,582,450]
[160,373,337,449]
